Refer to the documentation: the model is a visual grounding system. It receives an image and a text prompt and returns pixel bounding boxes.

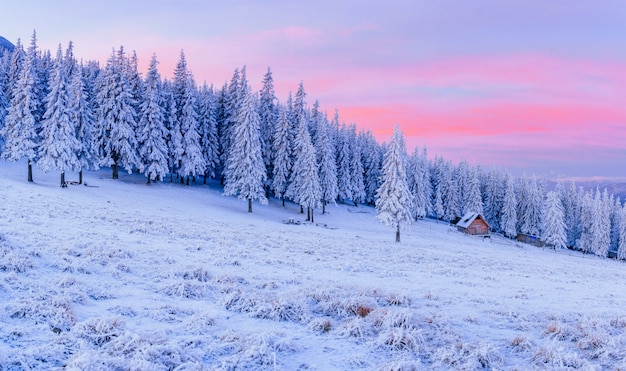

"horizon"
[3,1,625,179]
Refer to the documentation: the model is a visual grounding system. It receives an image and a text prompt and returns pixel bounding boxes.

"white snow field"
[2,160,626,370]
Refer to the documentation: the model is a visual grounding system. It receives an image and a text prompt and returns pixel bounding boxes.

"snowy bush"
[73,316,126,346]
[307,317,333,333]
[7,294,76,331]
[433,341,503,370]
[377,327,424,352]
[161,279,210,299]
[0,240,32,273]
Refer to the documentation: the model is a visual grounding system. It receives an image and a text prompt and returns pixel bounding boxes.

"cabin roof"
[455,212,490,229]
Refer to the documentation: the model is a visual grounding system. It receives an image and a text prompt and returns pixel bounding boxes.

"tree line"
[0,32,624,253]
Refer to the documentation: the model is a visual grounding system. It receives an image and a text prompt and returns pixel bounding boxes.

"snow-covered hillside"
[2,161,626,370]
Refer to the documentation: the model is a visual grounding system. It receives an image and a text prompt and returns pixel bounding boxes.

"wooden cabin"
[456,212,490,235]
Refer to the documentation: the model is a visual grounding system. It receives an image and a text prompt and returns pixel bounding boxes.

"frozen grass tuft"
[73,316,125,346]
[307,317,333,333]
[377,327,425,352]
[433,341,503,370]
[375,359,426,371]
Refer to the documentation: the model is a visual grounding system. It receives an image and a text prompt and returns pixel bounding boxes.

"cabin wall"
[468,219,489,235]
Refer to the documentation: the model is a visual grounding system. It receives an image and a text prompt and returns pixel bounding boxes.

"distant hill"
[0,35,15,54]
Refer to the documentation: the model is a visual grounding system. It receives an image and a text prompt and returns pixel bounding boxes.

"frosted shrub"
[308,317,333,333]
[0,243,32,273]
[73,316,125,346]
[377,327,424,352]
[178,266,212,282]
[253,295,310,323]
[162,280,209,299]
[337,317,375,338]
[433,341,503,370]
[183,311,216,335]
[8,294,75,331]
[376,359,425,371]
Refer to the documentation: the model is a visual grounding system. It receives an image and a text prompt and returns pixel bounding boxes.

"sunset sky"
[3,1,626,179]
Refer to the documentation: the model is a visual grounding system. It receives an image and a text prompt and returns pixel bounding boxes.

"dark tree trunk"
[306,207,311,222]
[79,170,83,185]
[396,224,401,243]
[354,201,358,207]
[112,163,119,180]
[170,171,174,183]
[282,197,285,207]
[147,175,151,185]
[248,198,252,213]
[180,175,184,184]
[322,200,326,214]
[203,173,207,185]
[220,175,225,186]
[311,208,314,223]
[61,172,67,188]
[27,160,33,182]
[186,176,190,186]
[300,205,304,214]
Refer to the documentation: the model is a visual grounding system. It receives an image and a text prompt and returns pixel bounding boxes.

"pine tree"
[348,124,366,206]
[271,106,291,206]
[362,131,382,206]
[464,165,483,215]
[223,85,267,212]
[408,147,429,219]
[314,111,338,213]
[610,197,622,256]
[38,44,81,187]
[336,124,352,203]
[577,190,594,253]
[258,67,277,183]
[542,191,567,249]
[137,54,168,184]
[70,63,98,184]
[6,38,24,104]
[288,114,321,222]
[375,125,413,242]
[563,182,581,248]
[197,83,219,183]
[162,80,183,181]
[0,49,11,153]
[520,177,542,236]
[96,48,140,179]
[618,204,626,260]
[1,35,40,182]
[590,189,611,257]
[501,173,518,238]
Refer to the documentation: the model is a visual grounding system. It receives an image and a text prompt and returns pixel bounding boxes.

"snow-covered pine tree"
[348,124,366,206]
[520,177,542,236]
[38,44,81,187]
[362,131,382,206]
[220,68,242,172]
[501,173,518,238]
[610,197,622,256]
[197,83,219,184]
[375,125,413,242]
[258,67,277,184]
[127,50,143,131]
[162,79,183,181]
[618,204,626,260]
[483,169,505,232]
[137,54,168,184]
[223,84,267,212]
[464,165,483,215]
[441,161,460,222]
[408,147,429,219]
[0,50,10,152]
[271,105,291,206]
[562,181,581,248]
[1,34,40,182]
[336,124,353,203]
[590,189,611,257]
[70,63,98,184]
[456,160,469,214]
[6,38,24,104]
[542,191,567,249]
[314,111,338,214]
[96,48,140,179]
[173,51,205,185]
[288,113,321,222]
[577,190,593,253]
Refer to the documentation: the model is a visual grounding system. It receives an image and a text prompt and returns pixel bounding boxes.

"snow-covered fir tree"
[590,189,611,257]
[483,169,504,231]
[137,54,168,184]
[271,106,291,206]
[336,124,353,203]
[6,39,24,105]
[95,48,140,179]
[1,35,40,182]
[287,114,322,222]
[162,79,183,181]
[577,190,594,253]
[314,111,338,214]
[441,161,460,222]
[258,67,277,182]
[197,83,219,183]
[38,44,80,187]
[0,49,11,152]
[408,147,430,219]
[618,204,626,260]
[220,68,243,172]
[464,165,483,215]
[610,197,622,256]
[361,131,382,206]
[70,63,98,184]
[562,181,581,248]
[173,51,205,185]
[375,125,413,242]
[501,173,518,238]
[223,84,267,212]
[519,177,542,236]
[347,124,366,206]
[542,191,567,249]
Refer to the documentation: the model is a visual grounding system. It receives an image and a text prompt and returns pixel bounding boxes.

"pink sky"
[3,1,626,178]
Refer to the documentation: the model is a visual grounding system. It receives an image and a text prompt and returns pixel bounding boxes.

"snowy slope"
[2,160,626,370]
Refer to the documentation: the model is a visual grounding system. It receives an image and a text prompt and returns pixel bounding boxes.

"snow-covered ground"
[2,161,626,370]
